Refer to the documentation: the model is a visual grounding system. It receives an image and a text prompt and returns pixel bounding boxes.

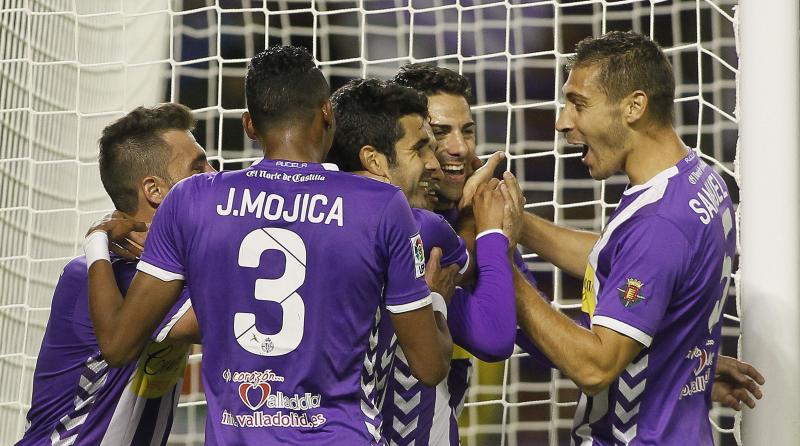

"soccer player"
[17,103,212,445]
[503,31,745,444]
[399,61,764,424]
[326,78,518,445]
[83,46,455,445]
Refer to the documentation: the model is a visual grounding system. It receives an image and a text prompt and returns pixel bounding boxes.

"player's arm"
[448,178,518,361]
[165,307,201,344]
[390,247,455,386]
[513,268,642,395]
[518,212,599,278]
[85,212,184,367]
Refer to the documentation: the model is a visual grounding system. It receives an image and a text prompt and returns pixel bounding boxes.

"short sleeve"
[138,178,190,281]
[378,191,431,313]
[415,209,469,274]
[592,216,689,347]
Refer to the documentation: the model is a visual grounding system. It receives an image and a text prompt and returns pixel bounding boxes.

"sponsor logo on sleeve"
[130,339,189,398]
[220,368,326,429]
[410,233,425,278]
[581,264,596,317]
[617,278,647,308]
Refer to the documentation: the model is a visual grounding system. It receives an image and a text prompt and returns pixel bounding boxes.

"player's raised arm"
[517,212,599,278]
[85,212,184,367]
[446,178,517,361]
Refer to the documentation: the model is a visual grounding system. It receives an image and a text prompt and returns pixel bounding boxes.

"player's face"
[162,129,215,185]
[387,114,443,210]
[556,65,630,180]
[427,93,476,207]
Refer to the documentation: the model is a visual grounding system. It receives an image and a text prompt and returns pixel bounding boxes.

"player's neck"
[352,170,391,183]
[623,127,688,186]
[129,203,156,224]
[258,124,330,164]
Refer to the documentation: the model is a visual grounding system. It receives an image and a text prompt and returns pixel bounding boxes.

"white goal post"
[739,0,800,444]
[1,1,795,445]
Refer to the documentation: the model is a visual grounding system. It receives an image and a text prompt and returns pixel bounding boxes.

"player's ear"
[321,100,334,130]
[624,90,648,125]
[359,145,390,178]
[142,175,169,208]
[242,111,259,141]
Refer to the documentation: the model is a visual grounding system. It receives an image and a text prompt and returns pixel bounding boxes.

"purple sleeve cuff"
[448,232,516,362]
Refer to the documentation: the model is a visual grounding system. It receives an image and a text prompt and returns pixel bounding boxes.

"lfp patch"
[410,233,425,278]
[617,277,647,308]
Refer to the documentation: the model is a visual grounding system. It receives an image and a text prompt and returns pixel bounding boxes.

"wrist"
[84,231,111,270]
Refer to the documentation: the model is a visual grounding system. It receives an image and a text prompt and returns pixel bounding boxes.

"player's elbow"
[467,335,515,363]
[97,338,139,368]
[574,367,616,396]
[410,357,450,387]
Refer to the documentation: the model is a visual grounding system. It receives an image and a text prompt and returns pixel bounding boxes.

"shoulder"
[329,171,404,197]
[413,208,452,234]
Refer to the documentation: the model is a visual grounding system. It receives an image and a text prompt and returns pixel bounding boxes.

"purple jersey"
[573,152,735,445]
[18,256,190,446]
[381,228,514,446]
[378,208,470,446]
[138,159,430,445]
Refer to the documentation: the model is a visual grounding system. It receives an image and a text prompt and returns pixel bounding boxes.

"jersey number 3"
[234,228,306,356]
[708,207,733,333]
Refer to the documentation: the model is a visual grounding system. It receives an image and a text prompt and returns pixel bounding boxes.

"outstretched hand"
[459,151,505,210]
[86,211,148,261]
[711,355,765,410]
[424,247,460,305]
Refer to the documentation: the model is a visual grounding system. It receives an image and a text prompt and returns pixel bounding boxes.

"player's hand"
[86,211,148,261]
[458,151,505,210]
[424,247,460,305]
[473,178,505,234]
[711,355,765,410]
[500,171,525,250]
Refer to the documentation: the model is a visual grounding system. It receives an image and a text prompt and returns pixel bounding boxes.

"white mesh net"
[0,1,740,444]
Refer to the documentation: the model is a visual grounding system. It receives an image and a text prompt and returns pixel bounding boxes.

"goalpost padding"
[0,1,746,444]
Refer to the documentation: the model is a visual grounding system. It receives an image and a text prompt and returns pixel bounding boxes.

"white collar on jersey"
[321,163,339,171]
[249,157,340,171]
[623,164,680,196]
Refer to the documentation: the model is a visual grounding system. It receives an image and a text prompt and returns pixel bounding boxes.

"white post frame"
[740,1,800,444]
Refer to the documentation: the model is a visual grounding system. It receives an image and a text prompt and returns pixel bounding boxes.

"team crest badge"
[617,278,646,308]
[410,233,425,278]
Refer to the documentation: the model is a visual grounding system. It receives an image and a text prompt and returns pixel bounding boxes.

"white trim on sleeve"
[154,298,193,342]
[475,229,506,240]
[591,316,653,347]
[137,261,184,282]
[458,250,470,275]
[386,294,433,314]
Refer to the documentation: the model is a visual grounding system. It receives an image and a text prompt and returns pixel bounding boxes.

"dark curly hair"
[568,31,675,125]
[98,103,195,214]
[245,45,330,133]
[327,78,429,172]
[393,63,472,101]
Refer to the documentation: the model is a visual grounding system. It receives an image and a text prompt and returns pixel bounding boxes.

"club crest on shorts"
[410,233,425,278]
[617,277,646,308]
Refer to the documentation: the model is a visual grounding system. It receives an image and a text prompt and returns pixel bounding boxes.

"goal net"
[0,1,741,444]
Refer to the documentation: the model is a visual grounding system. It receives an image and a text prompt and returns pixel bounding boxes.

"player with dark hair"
[394,63,476,213]
[327,78,518,445]
[17,103,212,445]
[83,46,454,445]
[499,31,759,444]
[398,58,764,442]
